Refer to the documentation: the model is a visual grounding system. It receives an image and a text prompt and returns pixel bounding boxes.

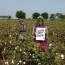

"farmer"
[17,19,26,42]
[32,16,48,52]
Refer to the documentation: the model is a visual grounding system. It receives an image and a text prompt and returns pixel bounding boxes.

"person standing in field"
[17,19,26,42]
[32,16,48,52]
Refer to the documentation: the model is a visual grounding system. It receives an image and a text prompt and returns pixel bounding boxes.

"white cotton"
[15,47,17,50]
[56,53,59,55]
[17,63,19,65]
[33,54,35,56]
[22,62,26,64]
[5,61,9,65]
[32,55,35,58]
[4,47,6,50]
[19,49,22,51]
[11,59,14,64]
[30,54,31,56]
[9,41,12,44]
[19,60,22,63]
[15,46,19,50]
[32,54,35,58]
[9,35,12,37]
[23,52,27,55]
[38,63,41,65]
[61,54,64,59]
[49,44,52,47]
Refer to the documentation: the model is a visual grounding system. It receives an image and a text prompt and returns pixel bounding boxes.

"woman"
[33,16,48,52]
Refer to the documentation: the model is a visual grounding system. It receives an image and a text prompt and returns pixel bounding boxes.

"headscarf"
[34,16,44,31]
[19,19,24,23]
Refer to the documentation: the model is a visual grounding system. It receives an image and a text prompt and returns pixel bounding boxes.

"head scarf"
[19,19,24,23]
[34,16,44,31]
[35,16,44,27]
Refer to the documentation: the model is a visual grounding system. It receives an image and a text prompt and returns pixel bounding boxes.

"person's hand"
[34,32,36,35]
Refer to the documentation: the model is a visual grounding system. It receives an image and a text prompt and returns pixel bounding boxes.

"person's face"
[38,19,43,26]
[19,21,24,25]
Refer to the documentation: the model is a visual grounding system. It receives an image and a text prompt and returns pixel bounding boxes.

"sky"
[0,0,65,19]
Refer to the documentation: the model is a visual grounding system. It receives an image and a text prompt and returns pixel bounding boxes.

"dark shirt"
[19,24,26,32]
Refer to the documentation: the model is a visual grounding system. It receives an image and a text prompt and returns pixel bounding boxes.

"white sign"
[36,28,45,40]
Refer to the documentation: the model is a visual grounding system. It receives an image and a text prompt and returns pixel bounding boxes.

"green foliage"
[59,14,65,19]
[41,12,48,19]
[50,14,55,19]
[0,19,65,65]
[16,10,26,19]
[32,12,40,19]
[8,16,11,19]
[0,16,11,19]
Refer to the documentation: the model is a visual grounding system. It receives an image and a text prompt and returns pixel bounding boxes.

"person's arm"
[23,24,26,32]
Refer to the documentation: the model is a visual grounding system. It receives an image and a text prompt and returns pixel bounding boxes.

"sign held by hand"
[36,28,45,41]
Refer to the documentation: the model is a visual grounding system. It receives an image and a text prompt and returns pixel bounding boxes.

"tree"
[50,14,55,19]
[0,16,11,19]
[55,13,65,19]
[41,12,48,19]
[16,10,26,19]
[8,16,11,19]
[59,14,65,19]
[32,12,40,19]
[55,13,62,19]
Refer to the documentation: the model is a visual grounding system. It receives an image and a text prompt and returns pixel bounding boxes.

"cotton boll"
[19,49,22,51]
[11,59,14,64]
[17,63,19,65]
[9,34,12,37]
[49,44,52,47]
[19,60,22,63]
[15,46,19,50]
[38,63,41,65]
[49,44,52,49]
[30,53,31,56]
[61,54,64,59]
[5,61,9,65]
[15,47,17,50]
[9,41,12,44]
[23,52,27,55]
[32,54,35,58]
[4,47,6,50]
[56,53,59,55]
[22,61,26,65]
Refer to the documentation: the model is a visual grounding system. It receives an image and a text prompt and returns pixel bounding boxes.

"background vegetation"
[0,19,65,65]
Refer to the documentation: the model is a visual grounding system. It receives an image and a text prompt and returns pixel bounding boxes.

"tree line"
[0,10,65,19]
[16,10,65,19]
[0,16,11,19]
